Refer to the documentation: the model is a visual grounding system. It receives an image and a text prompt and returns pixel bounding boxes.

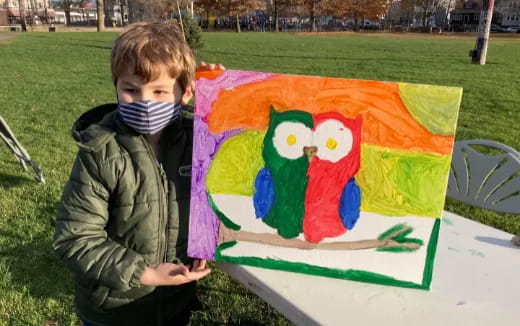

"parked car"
[503,26,519,33]
[490,24,504,32]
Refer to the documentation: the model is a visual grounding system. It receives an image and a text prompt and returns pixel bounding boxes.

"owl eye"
[314,119,353,163]
[273,122,312,159]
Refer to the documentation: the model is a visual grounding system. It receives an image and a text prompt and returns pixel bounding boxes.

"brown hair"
[111,21,195,92]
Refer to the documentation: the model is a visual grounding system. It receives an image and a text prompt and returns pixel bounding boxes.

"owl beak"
[303,146,318,162]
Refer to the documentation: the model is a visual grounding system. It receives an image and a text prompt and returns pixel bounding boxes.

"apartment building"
[0,0,54,25]
[496,0,520,26]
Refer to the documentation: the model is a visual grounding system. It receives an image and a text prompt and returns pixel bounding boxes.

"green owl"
[253,108,314,238]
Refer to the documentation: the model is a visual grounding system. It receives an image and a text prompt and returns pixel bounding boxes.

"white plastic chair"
[446,139,519,245]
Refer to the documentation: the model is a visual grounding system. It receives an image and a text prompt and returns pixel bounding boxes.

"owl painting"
[188,69,462,289]
[252,109,362,242]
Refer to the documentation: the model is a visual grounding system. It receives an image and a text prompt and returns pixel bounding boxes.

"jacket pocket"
[100,285,155,310]
[90,284,110,308]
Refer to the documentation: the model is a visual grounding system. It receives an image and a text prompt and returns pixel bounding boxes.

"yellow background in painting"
[207,131,450,217]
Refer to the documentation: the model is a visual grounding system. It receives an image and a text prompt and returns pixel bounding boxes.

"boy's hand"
[198,61,225,71]
[139,259,211,286]
[182,62,226,105]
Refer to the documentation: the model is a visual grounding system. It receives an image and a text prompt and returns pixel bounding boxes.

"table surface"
[217,211,520,325]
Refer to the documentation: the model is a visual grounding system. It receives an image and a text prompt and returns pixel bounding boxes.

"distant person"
[53,21,223,326]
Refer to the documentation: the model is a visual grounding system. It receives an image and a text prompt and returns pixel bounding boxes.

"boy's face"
[116,69,184,104]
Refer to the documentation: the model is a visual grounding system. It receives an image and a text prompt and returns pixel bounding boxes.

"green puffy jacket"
[53,104,197,325]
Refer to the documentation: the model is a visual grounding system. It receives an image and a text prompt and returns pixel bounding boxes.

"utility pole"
[470,0,495,65]
[97,0,105,31]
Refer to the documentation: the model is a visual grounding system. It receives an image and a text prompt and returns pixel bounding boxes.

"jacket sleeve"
[53,149,146,291]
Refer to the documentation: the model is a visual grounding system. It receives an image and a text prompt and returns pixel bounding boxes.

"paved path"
[0,33,16,42]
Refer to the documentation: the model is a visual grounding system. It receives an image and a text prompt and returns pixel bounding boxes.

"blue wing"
[339,178,361,229]
[253,167,275,218]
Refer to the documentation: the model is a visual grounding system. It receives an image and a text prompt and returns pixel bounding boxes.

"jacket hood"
[71,104,124,152]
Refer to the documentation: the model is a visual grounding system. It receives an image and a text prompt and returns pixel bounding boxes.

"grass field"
[0,31,519,325]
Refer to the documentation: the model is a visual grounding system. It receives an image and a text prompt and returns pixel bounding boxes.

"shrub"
[181,16,203,54]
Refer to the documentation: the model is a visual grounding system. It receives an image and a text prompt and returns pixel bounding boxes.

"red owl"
[303,113,362,243]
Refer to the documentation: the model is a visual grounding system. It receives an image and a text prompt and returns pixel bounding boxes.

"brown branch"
[218,223,422,251]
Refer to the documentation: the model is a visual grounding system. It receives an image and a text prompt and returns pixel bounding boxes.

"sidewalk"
[0,33,15,41]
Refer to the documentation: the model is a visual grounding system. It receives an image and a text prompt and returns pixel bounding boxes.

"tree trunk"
[274,0,279,32]
[310,8,316,32]
[445,0,453,29]
[65,9,71,26]
[43,0,48,24]
[119,0,126,26]
[28,0,36,27]
[97,0,105,31]
[236,13,241,33]
[18,0,27,31]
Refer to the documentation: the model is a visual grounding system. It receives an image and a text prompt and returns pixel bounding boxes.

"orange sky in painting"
[196,68,225,80]
[197,74,454,155]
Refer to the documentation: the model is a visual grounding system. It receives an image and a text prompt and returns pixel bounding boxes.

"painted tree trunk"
[218,224,422,251]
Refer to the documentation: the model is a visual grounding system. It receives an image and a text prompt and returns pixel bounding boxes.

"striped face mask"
[118,100,181,135]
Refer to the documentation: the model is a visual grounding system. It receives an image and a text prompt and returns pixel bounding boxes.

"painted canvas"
[188,69,462,289]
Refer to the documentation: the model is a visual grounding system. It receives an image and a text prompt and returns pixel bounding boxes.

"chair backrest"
[447,139,520,214]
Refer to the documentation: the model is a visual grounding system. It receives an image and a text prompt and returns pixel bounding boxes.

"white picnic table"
[217,210,520,325]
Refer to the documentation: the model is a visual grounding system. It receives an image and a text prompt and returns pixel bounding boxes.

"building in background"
[1,0,55,25]
[496,0,520,27]
[384,0,455,29]
[450,0,502,31]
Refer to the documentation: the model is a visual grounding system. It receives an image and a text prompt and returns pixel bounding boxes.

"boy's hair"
[111,21,195,92]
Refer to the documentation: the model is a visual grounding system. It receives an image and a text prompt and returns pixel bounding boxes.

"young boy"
[53,21,220,326]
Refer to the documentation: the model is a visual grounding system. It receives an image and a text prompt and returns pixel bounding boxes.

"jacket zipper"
[142,136,167,265]
[159,164,169,263]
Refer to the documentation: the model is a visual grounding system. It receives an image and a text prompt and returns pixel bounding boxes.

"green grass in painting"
[376,223,424,252]
[0,31,519,325]
[217,218,442,291]
[216,241,427,290]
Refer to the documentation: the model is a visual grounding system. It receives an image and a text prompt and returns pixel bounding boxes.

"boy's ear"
[181,81,195,105]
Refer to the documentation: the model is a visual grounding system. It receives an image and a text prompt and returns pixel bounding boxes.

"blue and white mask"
[118,100,181,135]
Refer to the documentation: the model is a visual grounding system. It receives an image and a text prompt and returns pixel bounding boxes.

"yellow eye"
[286,134,297,146]
[326,137,338,150]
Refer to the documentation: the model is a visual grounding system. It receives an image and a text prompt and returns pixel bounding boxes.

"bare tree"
[267,0,295,32]
[18,0,28,31]
[320,0,388,31]
[118,0,126,26]
[97,0,105,31]
[217,0,265,33]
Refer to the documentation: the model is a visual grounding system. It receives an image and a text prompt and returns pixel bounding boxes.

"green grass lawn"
[0,31,519,326]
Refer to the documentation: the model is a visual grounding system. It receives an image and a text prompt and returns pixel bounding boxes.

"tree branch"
[218,223,422,251]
